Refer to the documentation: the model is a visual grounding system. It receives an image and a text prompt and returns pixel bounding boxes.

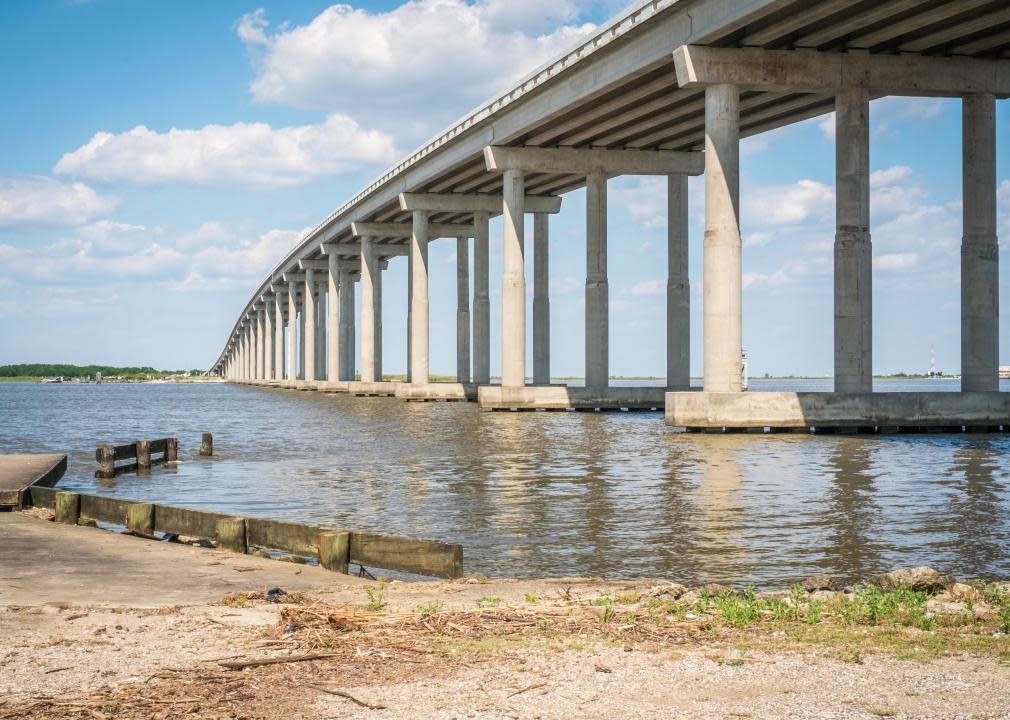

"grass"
[475,595,502,609]
[413,601,443,616]
[363,578,388,611]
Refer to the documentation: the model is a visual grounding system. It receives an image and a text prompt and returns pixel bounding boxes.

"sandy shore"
[2,511,1010,719]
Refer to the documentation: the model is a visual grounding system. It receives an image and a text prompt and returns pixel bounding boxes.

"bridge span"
[210,0,1010,431]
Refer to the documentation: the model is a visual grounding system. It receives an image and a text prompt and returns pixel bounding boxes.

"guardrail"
[29,485,463,579]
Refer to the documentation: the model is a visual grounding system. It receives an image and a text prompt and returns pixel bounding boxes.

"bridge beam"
[399,192,562,215]
[673,45,1010,98]
[351,221,474,240]
[483,146,704,176]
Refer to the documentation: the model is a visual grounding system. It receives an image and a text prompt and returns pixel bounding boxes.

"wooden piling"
[135,441,151,473]
[216,517,247,553]
[165,437,179,462]
[126,503,155,536]
[318,531,350,574]
[55,491,80,525]
[200,433,213,457]
[96,445,116,479]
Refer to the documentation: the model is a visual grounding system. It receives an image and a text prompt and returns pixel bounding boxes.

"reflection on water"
[2,380,1009,585]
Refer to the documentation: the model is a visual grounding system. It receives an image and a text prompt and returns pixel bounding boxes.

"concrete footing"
[348,381,399,397]
[317,381,352,393]
[665,391,1010,432]
[479,385,667,411]
[396,382,477,402]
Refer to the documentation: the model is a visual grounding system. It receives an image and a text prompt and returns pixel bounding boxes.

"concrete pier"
[456,236,471,384]
[287,279,297,382]
[501,169,526,388]
[327,254,341,383]
[667,174,690,390]
[410,210,430,385]
[533,213,550,385]
[264,296,274,381]
[303,268,316,384]
[473,212,491,386]
[339,268,355,381]
[834,87,872,392]
[586,173,608,391]
[361,236,381,383]
[274,287,285,381]
[961,93,999,393]
[703,83,742,393]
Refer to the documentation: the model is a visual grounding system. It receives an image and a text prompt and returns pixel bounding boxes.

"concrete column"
[244,325,251,380]
[316,281,326,380]
[264,297,274,381]
[410,210,430,385]
[533,213,550,385]
[374,263,383,380]
[255,308,264,380]
[667,174,690,390]
[586,172,609,391]
[703,83,743,393]
[502,169,526,387]
[338,268,355,380]
[273,291,284,380]
[303,269,316,383]
[237,329,244,380]
[287,281,297,382]
[962,93,999,392]
[327,255,341,382]
[407,250,413,383]
[361,236,379,383]
[834,88,872,393]
[473,211,491,385]
[456,236,471,383]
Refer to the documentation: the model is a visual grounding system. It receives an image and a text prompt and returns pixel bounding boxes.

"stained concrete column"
[264,297,274,381]
[410,210,430,385]
[703,83,742,393]
[533,213,550,385]
[407,251,413,384]
[327,255,341,382]
[473,211,491,386]
[303,269,316,383]
[338,268,355,381]
[274,290,285,380]
[834,88,872,393]
[374,264,383,380]
[502,169,526,387]
[244,324,252,380]
[237,329,244,380]
[287,281,297,382]
[586,172,609,391]
[361,236,379,383]
[457,236,471,383]
[961,93,999,392]
[667,174,690,390]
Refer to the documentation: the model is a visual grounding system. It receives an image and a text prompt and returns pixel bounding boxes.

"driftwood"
[218,653,339,670]
[304,684,387,710]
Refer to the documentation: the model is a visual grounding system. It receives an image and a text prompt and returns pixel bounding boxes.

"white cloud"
[627,279,664,296]
[870,166,912,189]
[54,114,396,188]
[873,252,919,271]
[742,179,834,228]
[0,176,118,227]
[238,2,596,132]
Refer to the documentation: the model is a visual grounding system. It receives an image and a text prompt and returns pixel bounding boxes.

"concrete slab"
[0,454,66,508]
[317,380,351,393]
[397,382,477,402]
[349,381,400,397]
[479,385,666,410]
[0,512,364,608]
[665,391,1010,431]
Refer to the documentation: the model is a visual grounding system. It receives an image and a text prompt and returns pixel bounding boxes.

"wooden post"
[136,440,151,473]
[96,445,115,479]
[166,437,178,462]
[55,491,80,525]
[216,517,247,553]
[200,433,213,457]
[318,531,350,574]
[126,503,155,536]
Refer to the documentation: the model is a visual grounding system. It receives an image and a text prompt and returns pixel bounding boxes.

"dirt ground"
[3,512,1010,719]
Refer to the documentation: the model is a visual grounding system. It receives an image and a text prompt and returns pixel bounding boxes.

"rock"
[948,582,975,600]
[869,567,955,592]
[698,583,735,596]
[278,555,308,565]
[248,547,272,559]
[641,583,689,601]
[801,574,837,592]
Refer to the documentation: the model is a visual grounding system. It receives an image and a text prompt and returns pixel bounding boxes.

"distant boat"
[40,376,65,384]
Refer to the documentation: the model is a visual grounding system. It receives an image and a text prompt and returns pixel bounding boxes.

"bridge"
[210,0,1009,431]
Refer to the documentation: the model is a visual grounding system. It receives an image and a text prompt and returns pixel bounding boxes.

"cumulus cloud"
[54,114,396,188]
[873,252,919,271]
[237,2,596,131]
[0,176,118,227]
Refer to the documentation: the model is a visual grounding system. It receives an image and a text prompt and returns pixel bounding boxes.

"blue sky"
[0,0,1007,377]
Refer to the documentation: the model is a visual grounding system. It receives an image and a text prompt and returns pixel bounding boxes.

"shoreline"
[3,511,1010,718]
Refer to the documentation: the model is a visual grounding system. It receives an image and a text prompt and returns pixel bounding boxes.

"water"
[2,379,1009,586]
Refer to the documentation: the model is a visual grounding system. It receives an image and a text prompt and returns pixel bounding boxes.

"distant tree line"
[0,364,202,378]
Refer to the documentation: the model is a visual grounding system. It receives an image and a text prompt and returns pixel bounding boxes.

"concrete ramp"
[0,454,67,508]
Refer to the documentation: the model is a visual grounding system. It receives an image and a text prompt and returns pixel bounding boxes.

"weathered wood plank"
[28,485,58,509]
[79,494,133,525]
[154,503,231,538]
[350,532,463,579]
[245,517,330,556]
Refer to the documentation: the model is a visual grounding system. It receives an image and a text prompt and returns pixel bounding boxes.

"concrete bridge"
[211,0,1010,431]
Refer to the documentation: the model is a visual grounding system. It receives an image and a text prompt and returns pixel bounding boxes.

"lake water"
[3,379,1009,586]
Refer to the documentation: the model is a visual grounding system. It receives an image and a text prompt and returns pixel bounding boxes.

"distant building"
[1000,366,1010,380]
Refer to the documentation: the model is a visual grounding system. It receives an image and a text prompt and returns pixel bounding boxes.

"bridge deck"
[0,454,66,509]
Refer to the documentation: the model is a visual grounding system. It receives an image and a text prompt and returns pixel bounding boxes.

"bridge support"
[303,269,316,384]
[264,296,274,381]
[533,213,550,385]
[456,236,470,384]
[502,169,526,388]
[473,211,491,386]
[273,288,284,381]
[667,174,690,390]
[361,236,382,383]
[338,267,355,381]
[410,210,430,385]
[586,173,608,392]
[286,279,297,382]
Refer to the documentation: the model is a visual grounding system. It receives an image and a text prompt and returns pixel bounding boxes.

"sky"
[0,0,1008,378]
